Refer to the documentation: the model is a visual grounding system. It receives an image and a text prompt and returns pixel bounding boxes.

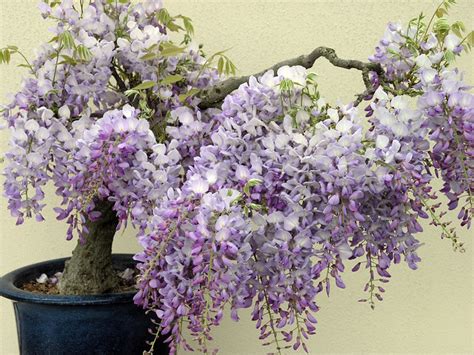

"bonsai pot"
[0,254,168,355]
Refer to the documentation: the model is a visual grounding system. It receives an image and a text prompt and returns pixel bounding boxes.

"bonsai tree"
[1,0,472,353]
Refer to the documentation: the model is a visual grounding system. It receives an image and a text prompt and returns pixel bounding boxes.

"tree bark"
[198,46,383,109]
[58,201,120,295]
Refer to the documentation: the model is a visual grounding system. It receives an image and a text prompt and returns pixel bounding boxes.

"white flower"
[275,230,291,242]
[423,33,438,50]
[267,211,284,224]
[373,86,389,102]
[337,243,353,260]
[444,34,460,51]
[235,165,250,180]
[135,150,147,162]
[420,68,437,85]
[277,65,307,87]
[415,54,432,68]
[336,119,352,134]
[429,52,444,64]
[58,105,71,119]
[327,108,340,123]
[205,169,218,185]
[283,213,299,231]
[188,175,209,194]
[27,152,43,166]
[376,134,390,149]
[275,134,290,150]
[25,120,39,132]
[12,128,28,143]
[384,140,401,164]
[130,27,144,41]
[167,149,181,164]
[218,189,241,209]
[36,127,50,140]
[390,95,410,110]
[296,110,310,124]
[293,133,308,146]
[122,104,135,118]
[172,107,194,125]
[215,215,229,231]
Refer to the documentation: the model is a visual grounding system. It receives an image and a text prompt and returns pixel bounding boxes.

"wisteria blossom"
[1,0,473,354]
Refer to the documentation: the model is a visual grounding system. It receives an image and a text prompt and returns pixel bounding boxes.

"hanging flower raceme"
[1,1,473,355]
[135,62,448,352]
[51,105,185,241]
[418,69,474,229]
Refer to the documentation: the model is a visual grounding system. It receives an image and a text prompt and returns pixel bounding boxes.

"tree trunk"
[58,201,120,295]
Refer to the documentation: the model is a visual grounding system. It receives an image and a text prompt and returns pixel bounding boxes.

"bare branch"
[111,65,127,93]
[354,87,376,107]
[198,46,383,109]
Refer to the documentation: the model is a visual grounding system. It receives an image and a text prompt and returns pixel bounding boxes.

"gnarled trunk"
[59,201,119,295]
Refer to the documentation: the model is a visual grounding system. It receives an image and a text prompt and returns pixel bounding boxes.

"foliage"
[1,0,472,354]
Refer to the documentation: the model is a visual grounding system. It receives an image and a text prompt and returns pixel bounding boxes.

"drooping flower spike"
[1,1,473,354]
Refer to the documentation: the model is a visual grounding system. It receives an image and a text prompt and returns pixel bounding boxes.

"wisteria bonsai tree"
[1,0,473,353]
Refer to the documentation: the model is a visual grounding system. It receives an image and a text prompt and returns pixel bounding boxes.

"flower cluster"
[2,0,220,235]
[1,1,473,354]
[51,105,183,240]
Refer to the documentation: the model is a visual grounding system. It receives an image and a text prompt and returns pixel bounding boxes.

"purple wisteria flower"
[1,1,473,354]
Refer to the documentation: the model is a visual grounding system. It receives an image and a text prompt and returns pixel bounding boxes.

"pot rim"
[0,254,139,306]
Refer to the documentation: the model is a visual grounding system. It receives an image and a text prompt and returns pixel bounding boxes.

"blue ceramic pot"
[0,254,169,355]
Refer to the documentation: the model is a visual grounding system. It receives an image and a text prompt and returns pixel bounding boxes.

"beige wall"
[0,0,473,354]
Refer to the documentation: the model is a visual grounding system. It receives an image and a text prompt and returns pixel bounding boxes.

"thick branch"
[111,65,128,93]
[198,46,383,109]
[59,201,120,295]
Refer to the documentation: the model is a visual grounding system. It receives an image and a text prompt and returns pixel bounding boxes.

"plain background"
[0,0,473,354]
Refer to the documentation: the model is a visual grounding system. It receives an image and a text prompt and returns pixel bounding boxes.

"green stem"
[451,125,473,209]
[52,45,64,87]
[263,291,282,355]
[253,254,281,355]
[16,50,36,76]
[422,0,445,40]
[418,194,464,251]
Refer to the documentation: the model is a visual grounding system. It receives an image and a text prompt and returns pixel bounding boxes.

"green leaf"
[243,178,263,196]
[306,72,318,83]
[166,21,184,33]
[435,8,447,18]
[60,31,75,49]
[451,21,465,37]
[60,55,77,65]
[140,52,158,61]
[464,31,474,52]
[178,88,200,102]
[444,50,455,63]
[156,8,172,25]
[217,57,224,74]
[124,89,140,97]
[131,81,156,90]
[249,203,263,211]
[160,74,184,85]
[178,15,194,36]
[434,18,450,39]
[76,45,92,61]
[147,43,159,52]
[160,43,185,57]
[227,60,237,76]
[3,49,11,64]
[280,78,295,93]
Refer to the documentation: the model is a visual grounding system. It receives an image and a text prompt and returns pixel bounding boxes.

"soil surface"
[20,268,138,295]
